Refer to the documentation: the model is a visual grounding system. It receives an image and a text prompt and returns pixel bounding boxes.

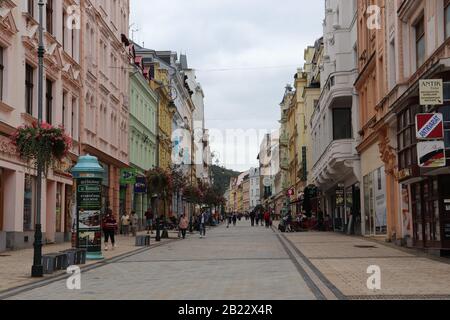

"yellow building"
[286,70,307,212]
[302,41,323,186]
[150,64,175,171]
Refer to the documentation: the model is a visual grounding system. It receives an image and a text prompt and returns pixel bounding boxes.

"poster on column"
[374,167,387,234]
[401,185,413,238]
[77,178,102,253]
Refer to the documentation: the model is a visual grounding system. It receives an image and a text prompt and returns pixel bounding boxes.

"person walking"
[199,210,207,238]
[227,213,232,228]
[121,212,130,236]
[145,208,154,235]
[102,209,118,251]
[255,210,260,226]
[264,210,271,228]
[179,213,189,239]
[232,212,237,226]
[130,211,138,237]
[250,210,256,227]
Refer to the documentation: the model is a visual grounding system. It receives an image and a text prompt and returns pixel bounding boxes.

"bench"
[42,253,68,274]
[135,235,151,247]
[61,249,87,266]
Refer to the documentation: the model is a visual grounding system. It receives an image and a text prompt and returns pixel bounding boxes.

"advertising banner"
[77,178,102,253]
[416,113,444,140]
[417,141,446,168]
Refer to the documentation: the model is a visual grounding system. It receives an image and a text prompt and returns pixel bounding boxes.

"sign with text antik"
[419,79,443,105]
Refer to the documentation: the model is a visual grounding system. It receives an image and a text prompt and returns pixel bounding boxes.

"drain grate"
[354,245,378,249]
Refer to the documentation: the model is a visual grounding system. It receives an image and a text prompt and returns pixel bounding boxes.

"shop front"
[393,65,450,254]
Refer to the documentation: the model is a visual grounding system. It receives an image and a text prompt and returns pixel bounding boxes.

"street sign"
[120,168,138,185]
[416,113,444,140]
[417,141,446,168]
[420,79,443,105]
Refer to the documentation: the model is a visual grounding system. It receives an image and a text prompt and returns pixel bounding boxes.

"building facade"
[310,0,361,234]
[129,53,158,227]
[80,0,131,221]
[0,0,83,250]
[249,167,260,211]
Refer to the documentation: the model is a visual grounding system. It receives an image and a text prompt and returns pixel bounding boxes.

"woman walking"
[179,213,189,239]
[102,209,118,251]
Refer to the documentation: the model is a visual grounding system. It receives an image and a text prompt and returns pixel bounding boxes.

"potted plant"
[10,122,72,176]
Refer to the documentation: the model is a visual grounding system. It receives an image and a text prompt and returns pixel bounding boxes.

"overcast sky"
[131,0,325,172]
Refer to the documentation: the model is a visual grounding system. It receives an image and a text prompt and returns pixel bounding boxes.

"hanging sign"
[417,141,446,168]
[416,113,444,140]
[134,176,147,194]
[419,79,443,105]
[120,168,138,185]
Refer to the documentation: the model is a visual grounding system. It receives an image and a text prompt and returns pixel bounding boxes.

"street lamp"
[31,0,46,278]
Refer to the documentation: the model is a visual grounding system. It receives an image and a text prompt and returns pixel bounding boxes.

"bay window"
[332,108,352,140]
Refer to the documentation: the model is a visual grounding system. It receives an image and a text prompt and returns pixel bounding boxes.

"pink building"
[0,0,82,250]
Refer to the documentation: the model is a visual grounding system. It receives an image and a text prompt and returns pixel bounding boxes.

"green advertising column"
[71,155,105,261]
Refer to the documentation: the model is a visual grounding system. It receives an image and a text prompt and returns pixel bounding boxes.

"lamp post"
[31,0,46,278]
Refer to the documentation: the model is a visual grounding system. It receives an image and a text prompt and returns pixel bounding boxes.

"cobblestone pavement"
[0,231,176,293]
[2,221,450,300]
[4,222,316,300]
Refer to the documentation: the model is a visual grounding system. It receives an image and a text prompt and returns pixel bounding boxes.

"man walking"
[250,210,256,227]
[121,212,130,236]
[145,208,154,235]
[199,210,207,238]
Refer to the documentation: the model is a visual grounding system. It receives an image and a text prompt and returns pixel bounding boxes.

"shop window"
[56,183,62,233]
[332,108,352,140]
[23,175,36,232]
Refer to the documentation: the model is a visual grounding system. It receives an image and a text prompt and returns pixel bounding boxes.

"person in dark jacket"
[102,209,118,251]
[250,211,256,227]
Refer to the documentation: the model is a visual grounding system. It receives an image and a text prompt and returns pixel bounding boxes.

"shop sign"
[134,176,147,194]
[419,79,443,105]
[417,141,446,168]
[416,113,444,140]
[120,168,138,185]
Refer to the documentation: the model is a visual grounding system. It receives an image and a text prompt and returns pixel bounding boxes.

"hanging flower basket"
[10,122,72,176]
[146,167,173,198]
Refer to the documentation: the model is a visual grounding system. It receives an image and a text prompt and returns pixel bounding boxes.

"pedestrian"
[102,209,118,251]
[130,211,138,237]
[264,210,271,228]
[179,213,189,239]
[232,212,237,226]
[199,210,207,238]
[250,210,256,227]
[121,212,130,236]
[145,208,154,235]
[227,213,232,228]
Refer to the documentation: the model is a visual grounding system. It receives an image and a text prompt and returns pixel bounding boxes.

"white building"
[249,167,260,211]
[310,0,361,233]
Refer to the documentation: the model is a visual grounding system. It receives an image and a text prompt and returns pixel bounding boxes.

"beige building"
[80,0,131,219]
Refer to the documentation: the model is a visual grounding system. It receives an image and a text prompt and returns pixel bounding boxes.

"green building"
[129,61,158,227]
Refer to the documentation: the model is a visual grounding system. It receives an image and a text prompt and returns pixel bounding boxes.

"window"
[23,175,35,232]
[62,91,67,129]
[46,79,53,124]
[46,0,54,34]
[72,97,77,139]
[415,16,425,68]
[439,106,450,162]
[25,64,34,115]
[397,105,420,170]
[446,0,450,39]
[28,0,34,17]
[332,108,352,140]
[0,47,4,101]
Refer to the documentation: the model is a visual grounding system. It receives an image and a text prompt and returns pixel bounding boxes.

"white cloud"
[131,0,325,171]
